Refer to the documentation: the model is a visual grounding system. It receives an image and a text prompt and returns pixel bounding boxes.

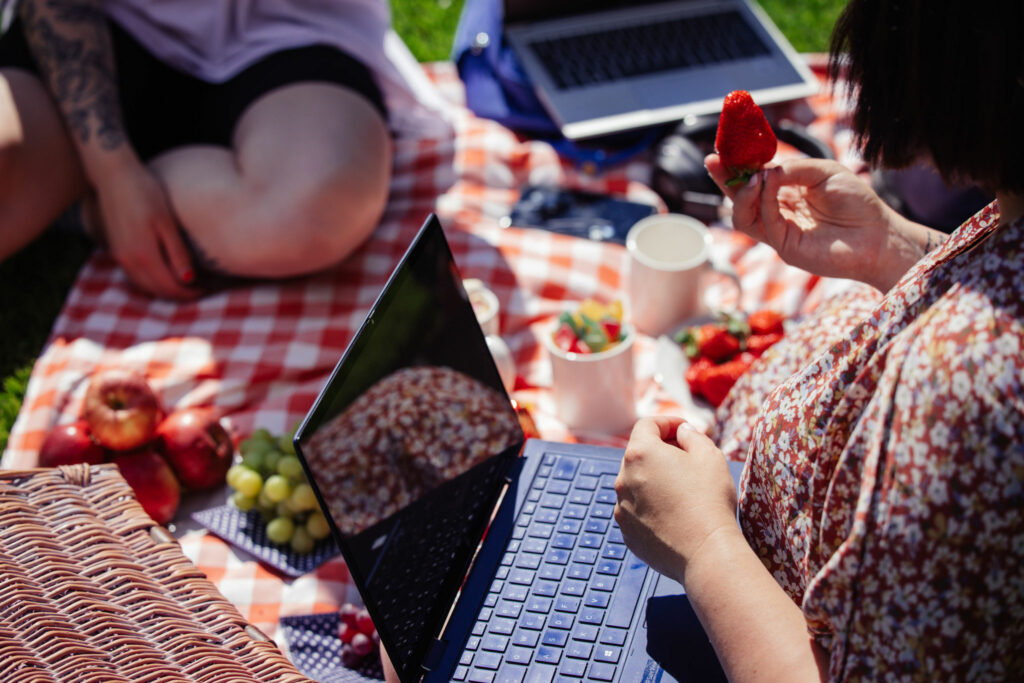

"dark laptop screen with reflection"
[294,216,524,682]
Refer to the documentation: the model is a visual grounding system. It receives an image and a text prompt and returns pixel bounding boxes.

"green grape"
[288,483,318,512]
[275,500,297,518]
[266,516,295,545]
[239,434,273,456]
[240,449,265,472]
[290,526,314,554]
[262,450,282,476]
[251,427,275,445]
[277,433,296,455]
[306,511,331,540]
[234,467,264,498]
[226,464,248,490]
[277,455,305,481]
[231,491,257,512]
[258,484,275,507]
[263,474,292,503]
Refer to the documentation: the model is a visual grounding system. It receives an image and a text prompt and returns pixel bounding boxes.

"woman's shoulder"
[885,244,1024,463]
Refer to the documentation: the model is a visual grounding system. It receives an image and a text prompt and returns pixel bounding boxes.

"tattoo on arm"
[924,229,947,254]
[19,0,125,151]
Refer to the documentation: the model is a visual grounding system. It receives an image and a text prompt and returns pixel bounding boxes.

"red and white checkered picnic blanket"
[2,58,861,651]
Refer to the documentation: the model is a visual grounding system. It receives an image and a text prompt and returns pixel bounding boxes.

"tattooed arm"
[19,0,196,298]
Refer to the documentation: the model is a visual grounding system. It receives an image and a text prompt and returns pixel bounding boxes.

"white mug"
[542,323,636,435]
[625,214,740,337]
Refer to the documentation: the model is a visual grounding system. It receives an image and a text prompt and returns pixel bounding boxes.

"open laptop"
[503,0,819,140]
[294,214,734,682]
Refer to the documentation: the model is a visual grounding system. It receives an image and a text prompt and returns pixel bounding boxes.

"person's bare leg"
[0,69,89,260]
[149,82,392,278]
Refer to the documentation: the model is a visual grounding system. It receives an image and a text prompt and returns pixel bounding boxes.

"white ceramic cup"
[625,213,740,337]
[542,322,636,434]
[463,278,500,336]
[485,334,516,394]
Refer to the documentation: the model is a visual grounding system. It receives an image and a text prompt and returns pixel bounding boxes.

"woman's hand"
[94,162,198,299]
[706,154,933,291]
[613,416,738,584]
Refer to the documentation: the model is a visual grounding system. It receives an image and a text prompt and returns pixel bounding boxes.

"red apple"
[38,420,106,467]
[82,369,163,451]
[156,407,234,490]
[112,448,181,525]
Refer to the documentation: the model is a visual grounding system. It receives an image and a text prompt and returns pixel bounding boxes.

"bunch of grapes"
[225,427,332,554]
[338,603,380,668]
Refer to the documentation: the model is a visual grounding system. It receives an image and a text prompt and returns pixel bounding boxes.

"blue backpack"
[451,0,560,136]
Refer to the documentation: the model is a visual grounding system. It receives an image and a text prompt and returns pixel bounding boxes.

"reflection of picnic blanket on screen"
[303,365,522,536]
[1,58,859,643]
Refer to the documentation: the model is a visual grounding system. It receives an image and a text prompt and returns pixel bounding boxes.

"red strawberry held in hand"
[715,90,777,187]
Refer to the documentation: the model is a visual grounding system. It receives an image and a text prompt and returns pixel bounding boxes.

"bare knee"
[215,158,391,278]
[158,84,394,279]
[0,70,88,259]
[0,131,18,193]
[0,97,29,200]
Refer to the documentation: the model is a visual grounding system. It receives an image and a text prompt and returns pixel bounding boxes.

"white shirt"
[103,0,452,135]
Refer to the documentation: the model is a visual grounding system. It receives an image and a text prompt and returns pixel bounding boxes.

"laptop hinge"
[422,638,447,672]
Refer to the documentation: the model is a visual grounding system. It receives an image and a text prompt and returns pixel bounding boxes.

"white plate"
[653,334,714,432]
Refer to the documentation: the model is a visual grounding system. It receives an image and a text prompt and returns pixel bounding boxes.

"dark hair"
[829,0,1024,193]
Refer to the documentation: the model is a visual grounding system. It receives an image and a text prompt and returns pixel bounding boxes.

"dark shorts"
[0,18,387,161]
[1,18,388,289]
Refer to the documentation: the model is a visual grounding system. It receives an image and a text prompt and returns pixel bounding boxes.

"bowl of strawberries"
[673,309,786,408]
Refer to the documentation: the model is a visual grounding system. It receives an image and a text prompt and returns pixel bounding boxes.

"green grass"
[0,231,93,453]
[759,0,846,53]
[0,0,844,453]
[390,0,467,62]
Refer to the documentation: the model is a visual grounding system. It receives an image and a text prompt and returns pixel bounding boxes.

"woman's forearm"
[868,212,948,292]
[680,526,829,683]
[19,0,140,183]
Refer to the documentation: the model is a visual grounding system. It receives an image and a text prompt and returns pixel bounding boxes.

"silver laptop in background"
[504,0,819,140]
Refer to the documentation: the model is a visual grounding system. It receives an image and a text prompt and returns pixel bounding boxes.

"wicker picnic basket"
[0,463,312,683]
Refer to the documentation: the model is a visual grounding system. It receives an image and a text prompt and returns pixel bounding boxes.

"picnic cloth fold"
[3,57,860,651]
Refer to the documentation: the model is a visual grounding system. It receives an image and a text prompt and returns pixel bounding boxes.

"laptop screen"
[295,215,525,681]
[505,0,676,23]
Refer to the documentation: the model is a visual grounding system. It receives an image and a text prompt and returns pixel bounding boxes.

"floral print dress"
[713,203,1024,680]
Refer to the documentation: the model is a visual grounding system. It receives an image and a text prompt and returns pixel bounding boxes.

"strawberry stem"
[725,169,756,187]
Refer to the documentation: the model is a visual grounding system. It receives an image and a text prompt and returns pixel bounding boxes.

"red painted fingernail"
[182,269,195,284]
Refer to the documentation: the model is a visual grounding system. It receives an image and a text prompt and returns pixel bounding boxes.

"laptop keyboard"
[454,453,646,682]
[529,10,771,90]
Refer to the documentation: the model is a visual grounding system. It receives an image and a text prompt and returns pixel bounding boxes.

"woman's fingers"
[767,157,842,188]
[675,423,717,457]
[155,211,196,288]
[731,172,766,241]
[703,154,732,197]
[759,166,792,251]
[638,415,688,444]
[120,222,199,299]
[705,153,770,242]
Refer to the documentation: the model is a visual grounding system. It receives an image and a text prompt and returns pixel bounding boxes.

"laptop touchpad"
[558,87,643,123]
[644,575,728,682]
[631,74,737,109]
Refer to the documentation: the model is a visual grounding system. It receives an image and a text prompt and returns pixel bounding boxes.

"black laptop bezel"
[293,214,526,682]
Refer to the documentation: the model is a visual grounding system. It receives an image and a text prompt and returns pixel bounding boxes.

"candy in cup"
[544,300,636,434]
